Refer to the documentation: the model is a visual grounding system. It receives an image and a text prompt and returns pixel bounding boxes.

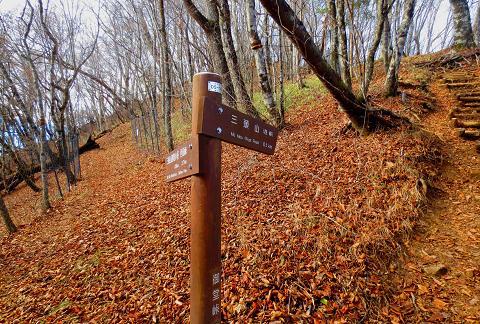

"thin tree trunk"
[336,0,351,89]
[53,169,63,199]
[279,29,285,125]
[264,13,273,85]
[21,10,51,211]
[384,0,416,97]
[382,9,392,73]
[362,0,389,98]
[327,0,339,71]
[158,0,174,151]
[185,16,195,82]
[246,0,281,125]
[294,2,306,89]
[39,119,50,210]
[218,0,258,116]
[0,195,16,234]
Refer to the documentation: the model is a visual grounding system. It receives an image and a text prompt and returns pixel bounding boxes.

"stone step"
[443,72,472,76]
[462,102,480,107]
[453,119,480,128]
[450,112,480,120]
[456,92,480,98]
[457,128,480,140]
[447,82,480,89]
[444,77,474,83]
[452,107,480,114]
[458,96,480,102]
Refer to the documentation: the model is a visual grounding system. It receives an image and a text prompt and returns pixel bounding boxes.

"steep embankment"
[386,65,480,323]
[0,75,445,322]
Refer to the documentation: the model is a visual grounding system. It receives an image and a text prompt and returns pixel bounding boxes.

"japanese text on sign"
[164,137,200,182]
[199,97,278,155]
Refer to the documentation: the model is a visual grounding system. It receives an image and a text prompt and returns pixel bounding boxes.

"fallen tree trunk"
[79,135,100,155]
[1,135,100,193]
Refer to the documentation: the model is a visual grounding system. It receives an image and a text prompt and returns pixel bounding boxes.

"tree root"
[341,108,413,135]
[340,111,413,137]
[363,108,413,133]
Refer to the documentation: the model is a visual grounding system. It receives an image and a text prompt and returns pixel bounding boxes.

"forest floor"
[0,56,479,322]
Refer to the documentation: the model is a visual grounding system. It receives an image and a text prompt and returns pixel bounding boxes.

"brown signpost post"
[165,72,278,323]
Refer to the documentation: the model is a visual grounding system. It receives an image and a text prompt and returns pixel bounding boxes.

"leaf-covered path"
[388,70,480,322]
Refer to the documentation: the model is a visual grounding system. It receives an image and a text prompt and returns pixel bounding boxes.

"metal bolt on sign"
[165,72,278,323]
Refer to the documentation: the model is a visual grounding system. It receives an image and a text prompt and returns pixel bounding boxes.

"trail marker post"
[165,72,278,323]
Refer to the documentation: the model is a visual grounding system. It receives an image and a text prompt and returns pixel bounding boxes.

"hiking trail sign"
[164,137,199,182]
[164,72,278,323]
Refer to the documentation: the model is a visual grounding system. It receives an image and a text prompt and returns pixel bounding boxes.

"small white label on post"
[208,81,222,94]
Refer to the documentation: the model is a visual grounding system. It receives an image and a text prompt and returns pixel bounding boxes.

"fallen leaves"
[432,298,448,309]
[0,64,460,322]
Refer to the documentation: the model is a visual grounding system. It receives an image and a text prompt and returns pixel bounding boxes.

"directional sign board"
[165,136,199,182]
[198,97,278,155]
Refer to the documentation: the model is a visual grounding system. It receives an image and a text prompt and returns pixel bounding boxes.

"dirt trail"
[389,72,480,322]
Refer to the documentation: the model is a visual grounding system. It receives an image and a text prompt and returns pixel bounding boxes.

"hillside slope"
[1,60,477,322]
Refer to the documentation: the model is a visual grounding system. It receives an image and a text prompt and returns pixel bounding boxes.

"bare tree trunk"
[362,0,390,98]
[246,0,281,125]
[158,0,174,151]
[218,0,258,116]
[474,4,480,45]
[293,0,305,89]
[279,29,285,125]
[39,118,50,210]
[259,0,367,130]
[185,15,195,82]
[336,0,351,89]
[263,13,273,85]
[382,5,392,73]
[449,0,476,48]
[327,0,339,71]
[183,0,237,108]
[21,6,51,210]
[53,169,63,199]
[0,195,16,234]
[384,0,416,97]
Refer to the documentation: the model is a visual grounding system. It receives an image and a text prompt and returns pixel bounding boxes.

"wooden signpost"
[165,72,278,323]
